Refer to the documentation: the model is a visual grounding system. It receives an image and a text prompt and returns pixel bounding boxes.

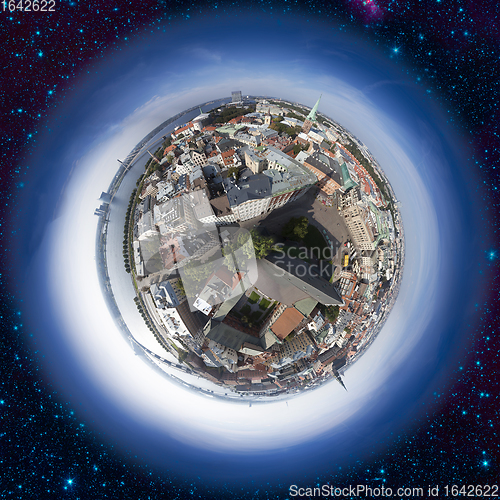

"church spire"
[302,94,322,134]
[332,368,347,391]
[307,94,322,121]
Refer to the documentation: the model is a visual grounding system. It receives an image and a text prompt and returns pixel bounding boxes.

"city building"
[125,95,403,395]
[224,173,273,221]
[271,331,316,369]
[154,197,194,234]
[336,185,360,210]
[137,210,156,240]
[262,253,344,306]
[298,152,343,195]
[209,194,237,225]
[343,205,376,251]
[244,148,268,174]
[232,90,242,103]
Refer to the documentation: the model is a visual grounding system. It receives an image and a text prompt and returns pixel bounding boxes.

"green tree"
[293,143,308,155]
[182,262,214,284]
[270,121,297,137]
[222,253,237,274]
[282,216,309,241]
[220,230,255,273]
[250,229,275,259]
[241,315,253,328]
[212,105,255,124]
[227,166,240,181]
[324,305,340,323]
[286,112,305,120]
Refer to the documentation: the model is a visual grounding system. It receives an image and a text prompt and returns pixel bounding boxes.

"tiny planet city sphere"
[104,93,404,400]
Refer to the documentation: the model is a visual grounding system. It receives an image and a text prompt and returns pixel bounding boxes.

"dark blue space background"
[1,1,500,499]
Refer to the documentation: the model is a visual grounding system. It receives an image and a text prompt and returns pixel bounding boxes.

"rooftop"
[210,194,233,216]
[224,173,272,207]
[217,138,239,153]
[205,319,262,352]
[264,253,343,306]
[294,297,318,317]
[270,307,305,340]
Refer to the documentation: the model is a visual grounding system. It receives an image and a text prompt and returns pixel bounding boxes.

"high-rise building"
[232,90,242,103]
[343,205,376,250]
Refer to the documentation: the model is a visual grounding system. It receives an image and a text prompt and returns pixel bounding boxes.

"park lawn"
[260,301,278,322]
[250,311,262,322]
[303,224,328,258]
[259,298,271,310]
[248,291,261,304]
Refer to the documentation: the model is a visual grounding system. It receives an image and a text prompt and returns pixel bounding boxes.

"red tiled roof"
[270,308,305,340]
[231,272,244,290]
[172,122,194,137]
[215,267,243,289]
[238,368,266,380]
[221,149,235,158]
[163,144,176,155]
[215,267,232,286]
[221,149,235,166]
[253,363,269,373]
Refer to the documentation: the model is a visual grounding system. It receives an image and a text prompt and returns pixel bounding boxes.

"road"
[104,147,176,358]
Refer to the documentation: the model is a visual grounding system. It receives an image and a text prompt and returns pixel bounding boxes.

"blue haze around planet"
[15,14,481,485]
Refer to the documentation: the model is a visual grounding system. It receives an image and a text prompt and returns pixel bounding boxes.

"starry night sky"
[1,1,499,498]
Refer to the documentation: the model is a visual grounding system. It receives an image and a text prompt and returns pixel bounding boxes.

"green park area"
[281,216,329,260]
[232,293,277,329]
[259,298,271,310]
[303,225,328,258]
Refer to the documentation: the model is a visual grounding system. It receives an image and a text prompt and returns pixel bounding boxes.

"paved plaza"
[240,187,350,280]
